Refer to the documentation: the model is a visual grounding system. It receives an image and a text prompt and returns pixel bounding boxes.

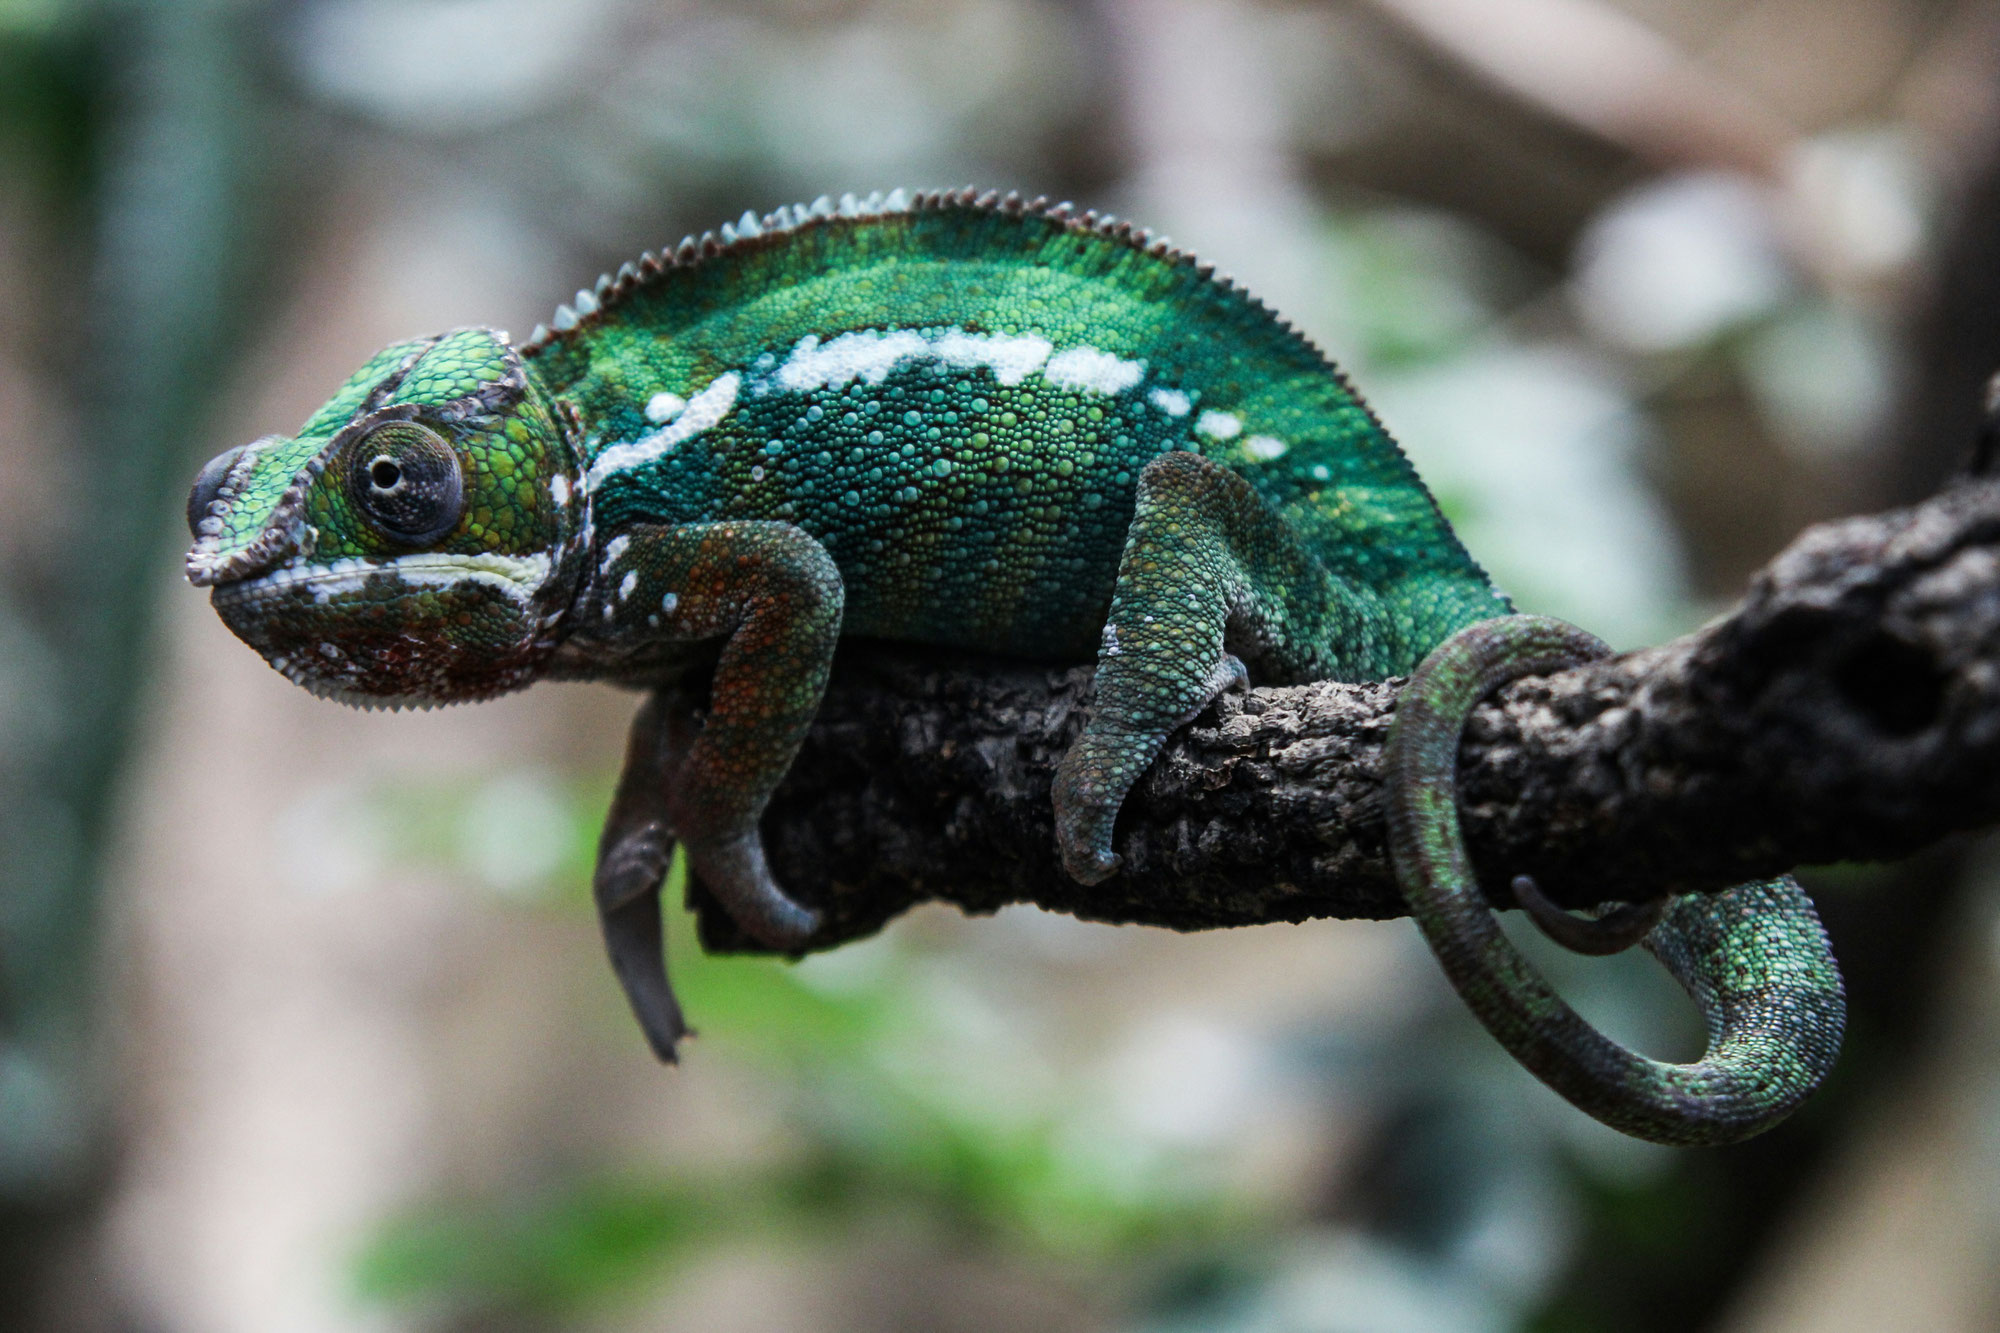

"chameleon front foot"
[683,831,821,951]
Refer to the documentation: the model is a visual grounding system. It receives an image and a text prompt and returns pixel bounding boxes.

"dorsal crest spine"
[518,187,1279,359]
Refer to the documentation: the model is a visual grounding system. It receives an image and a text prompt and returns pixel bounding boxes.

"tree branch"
[692,477,2000,953]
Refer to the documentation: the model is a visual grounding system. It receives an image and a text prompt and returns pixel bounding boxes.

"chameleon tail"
[1382,615,1846,1146]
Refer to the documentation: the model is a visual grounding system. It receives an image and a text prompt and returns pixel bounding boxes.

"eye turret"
[347,422,464,546]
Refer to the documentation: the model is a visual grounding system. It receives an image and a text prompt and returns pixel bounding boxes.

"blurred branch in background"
[1360,0,1795,176]
[0,0,271,1320]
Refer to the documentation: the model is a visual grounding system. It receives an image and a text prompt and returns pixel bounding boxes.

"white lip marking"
[1196,410,1242,440]
[227,551,554,609]
[585,372,742,487]
[1043,345,1144,395]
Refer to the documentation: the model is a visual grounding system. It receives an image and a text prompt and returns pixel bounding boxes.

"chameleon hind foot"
[1055,652,1248,885]
[1384,614,1846,1145]
[1055,451,1370,885]
[1511,873,1667,956]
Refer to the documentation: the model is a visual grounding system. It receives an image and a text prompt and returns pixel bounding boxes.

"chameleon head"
[184,327,585,707]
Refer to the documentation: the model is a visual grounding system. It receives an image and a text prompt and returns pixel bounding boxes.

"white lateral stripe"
[585,372,742,487]
[932,329,1052,386]
[1043,345,1144,395]
[775,330,932,391]
[774,328,1059,393]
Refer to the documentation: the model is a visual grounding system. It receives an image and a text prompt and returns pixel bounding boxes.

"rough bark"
[695,476,2000,953]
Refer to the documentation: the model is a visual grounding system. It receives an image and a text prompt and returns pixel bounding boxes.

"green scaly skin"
[184,188,1843,1141]
[1384,616,1846,1145]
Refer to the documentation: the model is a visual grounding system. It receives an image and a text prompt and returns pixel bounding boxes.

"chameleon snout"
[183,433,309,588]
[186,444,244,539]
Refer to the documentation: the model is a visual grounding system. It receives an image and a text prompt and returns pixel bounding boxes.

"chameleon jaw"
[209,550,561,709]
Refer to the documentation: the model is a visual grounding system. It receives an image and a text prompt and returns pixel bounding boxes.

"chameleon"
[184,187,1844,1145]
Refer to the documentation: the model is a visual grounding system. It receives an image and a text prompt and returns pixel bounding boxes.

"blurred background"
[4,0,2000,1328]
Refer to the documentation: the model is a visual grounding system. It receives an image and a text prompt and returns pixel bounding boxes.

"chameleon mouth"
[209,550,559,710]
[208,550,555,609]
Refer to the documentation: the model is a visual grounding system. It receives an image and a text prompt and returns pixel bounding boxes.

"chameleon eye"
[347,422,464,546]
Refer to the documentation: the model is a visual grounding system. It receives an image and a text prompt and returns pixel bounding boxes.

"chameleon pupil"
[342,421,463,544]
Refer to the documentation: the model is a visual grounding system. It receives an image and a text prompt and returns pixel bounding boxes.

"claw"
[1511,874,1666,956]
[683,831,820,951]
[1064,842,1122,886]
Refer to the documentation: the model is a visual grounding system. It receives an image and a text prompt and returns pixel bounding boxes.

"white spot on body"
[585,372,742,487]
[661,592,679,614]
[644,392,686,424]
[599,534,630,574]
[617,571,637,602]
[1196,410,1242,440]
[1244,435,1289,460]
[1043,345,1145,396]
[549,474,570,506]
[1149,387,1192,417]
[1101,623,1121,657]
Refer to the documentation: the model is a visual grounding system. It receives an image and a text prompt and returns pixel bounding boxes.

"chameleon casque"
[185,188,1845,1145]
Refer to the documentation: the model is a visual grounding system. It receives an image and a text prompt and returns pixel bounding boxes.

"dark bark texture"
[694,476,2000,953]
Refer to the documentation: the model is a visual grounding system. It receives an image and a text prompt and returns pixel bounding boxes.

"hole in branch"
[1832,630,1947,737]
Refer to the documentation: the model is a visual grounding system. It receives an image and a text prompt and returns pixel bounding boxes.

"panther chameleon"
[184,187,1844,1145]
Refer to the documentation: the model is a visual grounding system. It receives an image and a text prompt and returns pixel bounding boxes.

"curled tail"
[1383,615,1845,1146]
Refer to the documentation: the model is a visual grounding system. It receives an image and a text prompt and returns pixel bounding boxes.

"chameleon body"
[185,188,1843,1143]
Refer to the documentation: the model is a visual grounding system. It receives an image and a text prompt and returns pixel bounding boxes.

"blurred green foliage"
[351,786,1254,1319]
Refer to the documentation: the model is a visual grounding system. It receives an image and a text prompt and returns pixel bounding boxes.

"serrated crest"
[518,187,1312,362]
